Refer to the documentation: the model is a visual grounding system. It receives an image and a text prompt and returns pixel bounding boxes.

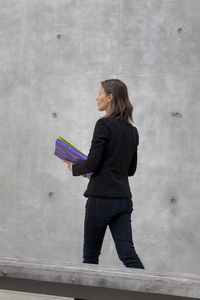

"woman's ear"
[108,93,113,102]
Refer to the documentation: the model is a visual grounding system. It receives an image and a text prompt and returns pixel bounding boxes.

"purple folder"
[54,138,92,179]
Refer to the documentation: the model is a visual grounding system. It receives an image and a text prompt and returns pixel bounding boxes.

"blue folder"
[54,137,92,179]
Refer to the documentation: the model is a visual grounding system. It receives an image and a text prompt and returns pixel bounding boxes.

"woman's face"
[96,85,112,112]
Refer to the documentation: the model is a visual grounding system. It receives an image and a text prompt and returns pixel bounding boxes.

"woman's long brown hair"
[100,79,134,124]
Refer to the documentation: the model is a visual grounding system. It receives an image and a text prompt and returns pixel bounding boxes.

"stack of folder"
[54,136,92,179]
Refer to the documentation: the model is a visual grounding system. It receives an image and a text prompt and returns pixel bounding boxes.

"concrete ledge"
[0,257,200,299]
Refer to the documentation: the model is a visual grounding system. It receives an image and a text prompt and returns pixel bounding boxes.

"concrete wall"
[0,0,199,274]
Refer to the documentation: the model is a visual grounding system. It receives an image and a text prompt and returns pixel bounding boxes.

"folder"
[54,136,92,179]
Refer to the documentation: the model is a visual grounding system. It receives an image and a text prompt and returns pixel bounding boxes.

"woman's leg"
[75,197,108,300]
[109,200,145,269]
[83,197,108,264]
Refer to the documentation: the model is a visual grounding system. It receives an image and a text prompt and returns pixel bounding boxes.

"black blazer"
[72,116,139,198]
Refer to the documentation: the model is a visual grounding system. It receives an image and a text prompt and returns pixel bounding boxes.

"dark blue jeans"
[74,197,144,299]
[83,196,144,268]
[74,196,144,300]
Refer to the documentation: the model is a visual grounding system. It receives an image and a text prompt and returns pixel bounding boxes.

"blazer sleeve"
[72,119,109,176]
[128,128,139,177]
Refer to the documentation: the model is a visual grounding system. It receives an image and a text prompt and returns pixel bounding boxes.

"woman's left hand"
[63,160,86,178]
[63,160,73,171]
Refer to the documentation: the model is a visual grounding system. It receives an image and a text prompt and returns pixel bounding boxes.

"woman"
[64,79,144,284]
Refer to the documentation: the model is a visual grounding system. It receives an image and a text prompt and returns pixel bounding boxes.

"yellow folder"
[58,136,87,157]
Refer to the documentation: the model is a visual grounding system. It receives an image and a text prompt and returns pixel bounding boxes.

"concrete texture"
[0,0,200,274]
[0,290,72,300]
[1,258,200,299]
